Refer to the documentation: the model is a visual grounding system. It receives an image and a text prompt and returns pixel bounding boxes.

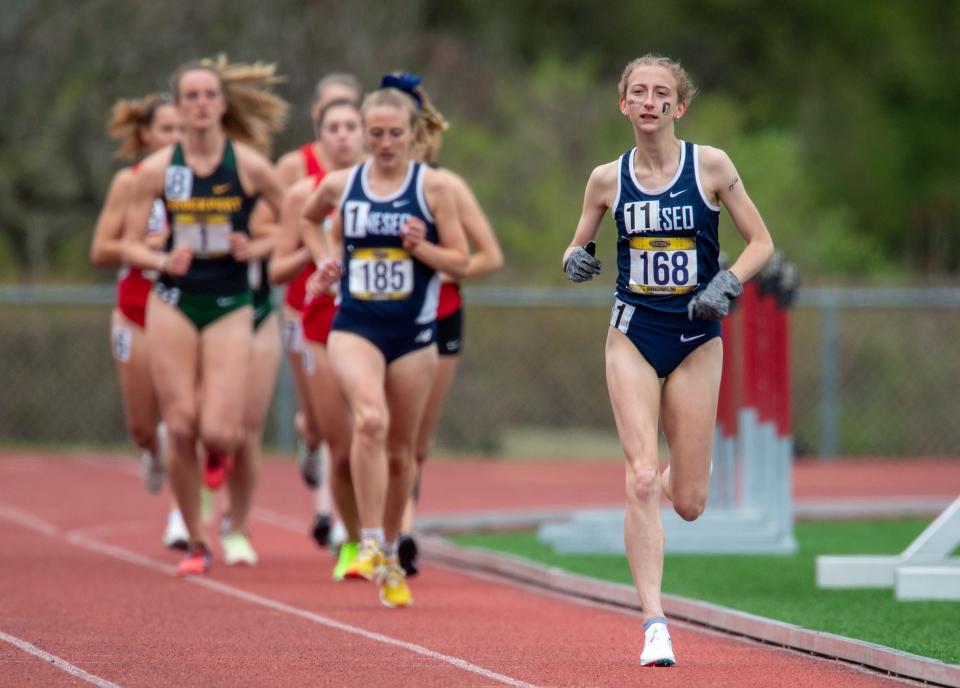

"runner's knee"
[164,413,197,455]
[626,463,661,505]
[354,404,387,443]
[201,427,242,455]
[387,450,414,477]
[672,489,708,522]
[127,420,156,451]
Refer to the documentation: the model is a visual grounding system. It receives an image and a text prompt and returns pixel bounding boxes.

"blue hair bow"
[380,72,423,109]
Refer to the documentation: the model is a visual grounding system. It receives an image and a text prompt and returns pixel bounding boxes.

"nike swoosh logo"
[217,296,238,307]
[213,183,232,195]
[392,199,410,208]
[669,189,687,198]
[680,333,706,343]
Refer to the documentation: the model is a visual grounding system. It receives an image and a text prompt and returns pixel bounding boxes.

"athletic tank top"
[284,148,326,310]
[337,160,440,325]
[300,142,324,178]
[613,141,720,314]
[160,140,257,294]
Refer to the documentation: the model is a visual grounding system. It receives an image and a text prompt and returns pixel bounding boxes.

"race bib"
[164,165,193,201]
[628,236,697,294]
[147,199,167,234]
[248,260,263,290]
[173,214,232,257]
[623,200,660,234]
[343,201,370,238]
[282,318,303,353]
[111,325,132,363]
[348,248,413,300]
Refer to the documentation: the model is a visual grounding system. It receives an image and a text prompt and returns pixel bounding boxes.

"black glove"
[563,241,601,282]
[687,270,743,320]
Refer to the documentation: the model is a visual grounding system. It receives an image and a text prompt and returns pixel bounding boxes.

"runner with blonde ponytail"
[90,92,183,546]
[381,73,504,577]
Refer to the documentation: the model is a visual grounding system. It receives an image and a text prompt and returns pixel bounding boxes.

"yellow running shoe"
[378,558,412,608]
[333,541,359,581]
[344,539,383,581]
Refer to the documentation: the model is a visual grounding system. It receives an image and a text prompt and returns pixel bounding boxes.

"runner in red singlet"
[268,73,363,548]
[270,97,365,578]
[89,92,186,547]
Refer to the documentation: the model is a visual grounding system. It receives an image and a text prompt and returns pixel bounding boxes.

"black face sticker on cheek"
[662,103,671,114]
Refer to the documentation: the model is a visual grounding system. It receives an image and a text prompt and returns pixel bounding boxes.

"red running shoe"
[203,450,233,490]
[176,542,212,577]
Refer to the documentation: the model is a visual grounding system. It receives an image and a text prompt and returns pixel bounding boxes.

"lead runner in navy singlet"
[302,87,468,608]
[562,55,774,667]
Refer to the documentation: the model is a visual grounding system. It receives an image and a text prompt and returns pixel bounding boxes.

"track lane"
[0,453,930,687]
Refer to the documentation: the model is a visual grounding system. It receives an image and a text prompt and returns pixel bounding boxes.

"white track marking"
[0,630,122,688]
[0,503,60,537]
[252,506,307,532]
[65,520,154,541]
[0,503,541,688]
[185,576,541,688]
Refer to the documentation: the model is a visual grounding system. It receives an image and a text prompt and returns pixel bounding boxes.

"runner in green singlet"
[124,56,287,575]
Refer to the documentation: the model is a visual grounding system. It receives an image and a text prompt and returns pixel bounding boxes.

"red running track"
[1,451,947,688]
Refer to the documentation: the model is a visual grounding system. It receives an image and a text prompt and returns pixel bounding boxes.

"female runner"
[302,87,468,607]
[89,92,188,547]
[270,97,365,578]
[124,57,287,575]
[563,54,773,665]
[270,73,362,546]
[380,73,504,577]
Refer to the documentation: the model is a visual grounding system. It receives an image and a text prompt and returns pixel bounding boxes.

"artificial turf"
[450,519,960,665]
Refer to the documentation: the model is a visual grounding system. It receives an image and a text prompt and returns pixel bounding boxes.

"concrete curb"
[421,536,960,688]
[416,497,955,536]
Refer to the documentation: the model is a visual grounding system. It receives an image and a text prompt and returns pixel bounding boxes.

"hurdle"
[539,257,799,554]
[816,497,960,600]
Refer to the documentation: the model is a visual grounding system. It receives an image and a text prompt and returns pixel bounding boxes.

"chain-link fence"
[1,285,958,458]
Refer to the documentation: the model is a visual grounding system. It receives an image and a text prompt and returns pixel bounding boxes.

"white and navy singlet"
[613,140,721,315]
[336,160,440,326]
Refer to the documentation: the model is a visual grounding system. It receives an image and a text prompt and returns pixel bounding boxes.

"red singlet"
[284,144,326,311]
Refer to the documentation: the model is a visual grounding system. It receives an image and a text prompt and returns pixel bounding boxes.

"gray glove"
[564,241,601,282]
[687,270,743,320]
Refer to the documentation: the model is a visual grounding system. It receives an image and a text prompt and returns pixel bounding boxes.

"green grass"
[450,519,960,665]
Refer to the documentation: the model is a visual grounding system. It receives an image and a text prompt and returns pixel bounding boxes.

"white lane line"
[0,504,541,688]
[252,506,307,532]
[0,503,60,537]
[185,575,540,688]
[65,520,154,541]
[0,630,122,688]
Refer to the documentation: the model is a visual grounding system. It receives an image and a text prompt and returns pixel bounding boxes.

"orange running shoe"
[203,450,233,490]
[176,542,212,577]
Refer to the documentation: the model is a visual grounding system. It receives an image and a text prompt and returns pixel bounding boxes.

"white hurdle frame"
[816,496,960,600]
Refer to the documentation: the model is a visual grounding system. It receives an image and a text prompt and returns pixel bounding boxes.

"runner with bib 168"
[562,54,773,668]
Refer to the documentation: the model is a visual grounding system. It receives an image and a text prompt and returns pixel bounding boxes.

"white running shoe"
[162,509,189,551]
[640,622,676,667]
[329,520,348,550]
[142,423,167,494]
[221,532,258,566]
